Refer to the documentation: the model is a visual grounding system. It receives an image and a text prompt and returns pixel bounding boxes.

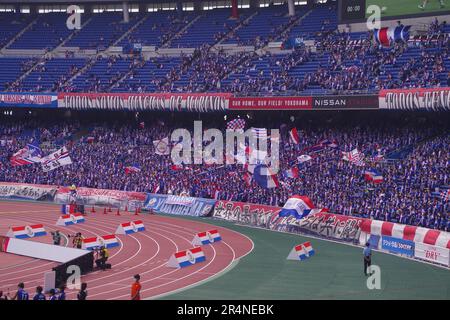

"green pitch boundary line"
[148,259,241,300]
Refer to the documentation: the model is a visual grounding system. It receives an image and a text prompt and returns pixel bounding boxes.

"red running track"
[0,201,254,300]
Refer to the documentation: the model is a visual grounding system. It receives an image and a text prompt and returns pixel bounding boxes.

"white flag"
[41,146,73,172]
[297,155,312,163]
[153,137,170,155]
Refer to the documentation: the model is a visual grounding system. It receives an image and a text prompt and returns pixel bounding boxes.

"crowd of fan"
[0,115,448,230]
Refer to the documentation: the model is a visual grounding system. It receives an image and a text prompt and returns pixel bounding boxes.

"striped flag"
[125,164,141,174]
[289,128,300,144]
[251,128,268,139]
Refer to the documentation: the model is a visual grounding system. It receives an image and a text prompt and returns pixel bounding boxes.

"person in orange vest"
[131,274,142,300]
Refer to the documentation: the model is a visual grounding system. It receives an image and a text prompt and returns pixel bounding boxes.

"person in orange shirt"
[131,274,141,300]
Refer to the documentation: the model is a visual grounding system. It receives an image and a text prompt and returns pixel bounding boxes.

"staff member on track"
[131,274,142,300]
[363,242,372,276]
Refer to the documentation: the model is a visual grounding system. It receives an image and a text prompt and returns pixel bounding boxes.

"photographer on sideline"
[51,230,62,246]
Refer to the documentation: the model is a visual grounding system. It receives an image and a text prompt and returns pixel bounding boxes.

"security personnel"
[52,230,62,246]
[363,242,372,276]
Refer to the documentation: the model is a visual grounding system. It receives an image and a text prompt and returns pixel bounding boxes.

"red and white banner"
[379,87,450,111]
[414,242,450,267]
[55,186,147,208]
[229,96,312,110]
[361,219,450,249]
[58,93,231,112]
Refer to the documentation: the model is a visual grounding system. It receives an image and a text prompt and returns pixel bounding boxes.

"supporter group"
[0,111,448,231]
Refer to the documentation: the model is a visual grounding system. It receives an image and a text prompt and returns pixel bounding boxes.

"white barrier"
[414,242,450,267]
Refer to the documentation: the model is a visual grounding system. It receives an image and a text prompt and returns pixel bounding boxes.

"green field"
[159,217,450,300]
[366,0,448,18]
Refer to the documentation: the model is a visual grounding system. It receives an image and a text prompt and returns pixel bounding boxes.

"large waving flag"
[125,164,141,174]
[227,118,246,131]
[284,167,299,179]
[297,154,312,163]
[364,168,383,183]
[253,164,279,189]
[289,128,300,144]
[279,195,315,219]
[374,25,411,47]
[10,144,42,166]
[41,146,72,172]
[342,148,365,166]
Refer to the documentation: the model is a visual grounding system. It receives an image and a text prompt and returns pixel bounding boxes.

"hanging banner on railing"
[0,92,57,108]
[58,93,231,112]
[213,200,281,228]
[379,87,450,111]
[271,212,366,243]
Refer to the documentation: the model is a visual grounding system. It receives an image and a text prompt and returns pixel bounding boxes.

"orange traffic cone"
[103,208,107,214]
[116,208,121,216]
[134,208,139,216]
[91,206,96,213]
[108,207,112,213]
[124,205,128,213]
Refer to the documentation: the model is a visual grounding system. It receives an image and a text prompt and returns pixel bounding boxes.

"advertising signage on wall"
[312,95,379,110]
[381,235,415,257]
[229,95,378,110]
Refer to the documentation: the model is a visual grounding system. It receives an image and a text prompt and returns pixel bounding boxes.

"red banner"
[229,96,312,110]
[58,93,231,112]
[379,87,450,110]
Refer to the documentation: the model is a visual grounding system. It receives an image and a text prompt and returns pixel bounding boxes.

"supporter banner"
[271,212,366,243]
[414,242,450,267]
[165,195,197,206]
[312,95,379,110]
[158,197,216,217]
[380,235,415,257]
[0,92,57,108]
[55,186,147,208]
[143,194,167,212]
[229,97,312,110]
[0,182,57,201]
[213,200,281,228]
[58,93,231,112]
[379,87,450,111]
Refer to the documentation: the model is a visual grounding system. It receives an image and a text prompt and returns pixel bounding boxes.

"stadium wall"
[0,182,448,267]
[2,89,449,111]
